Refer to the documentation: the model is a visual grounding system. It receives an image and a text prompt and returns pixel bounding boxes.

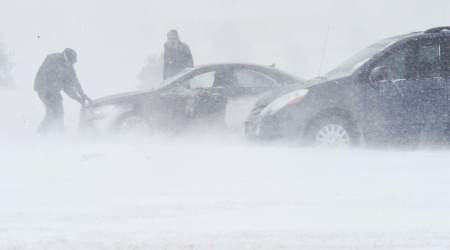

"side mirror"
[369,66,389,83]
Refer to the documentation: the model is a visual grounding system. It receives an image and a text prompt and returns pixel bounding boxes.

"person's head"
[167,30,180,44]
[63,48,77,64]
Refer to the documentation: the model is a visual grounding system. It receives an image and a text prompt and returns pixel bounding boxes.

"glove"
[80,93,93,106]
[79,97,92,108]
[84,96,93,105]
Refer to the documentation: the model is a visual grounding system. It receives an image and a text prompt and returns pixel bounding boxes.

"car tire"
[305,115,360,147]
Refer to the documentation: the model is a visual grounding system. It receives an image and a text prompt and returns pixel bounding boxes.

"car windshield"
[161,67,193,86]
[324,37,401,80]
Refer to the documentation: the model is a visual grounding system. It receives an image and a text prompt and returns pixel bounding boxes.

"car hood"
[253,76,350,109]
[89,83,194,107]
[91,90,154,106]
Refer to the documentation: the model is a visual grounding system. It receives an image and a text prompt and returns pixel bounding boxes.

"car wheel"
[306,116,359,147]
[117,114,152,136]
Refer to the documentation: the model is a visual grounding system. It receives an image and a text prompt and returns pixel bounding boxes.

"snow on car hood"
[91,90,153,106]
[90,83,196,107]
[253,83,306,109]
[251,76,349,117]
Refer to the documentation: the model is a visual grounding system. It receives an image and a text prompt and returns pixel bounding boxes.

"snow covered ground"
[1,0,450,248]
[2,89,450,249]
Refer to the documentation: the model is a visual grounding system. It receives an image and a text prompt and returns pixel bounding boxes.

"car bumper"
[245,114,283,141]
[246,107,313,142]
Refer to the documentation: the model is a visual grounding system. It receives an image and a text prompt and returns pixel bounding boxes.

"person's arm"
[73,79,92,103]
[72,66,92,103]
[63,65,92,105]
[163,45,169,80]
[63,84,84,104]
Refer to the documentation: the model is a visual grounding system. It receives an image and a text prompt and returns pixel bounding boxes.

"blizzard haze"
[1,0,448,130]
[1,0,449,95]
[1,1,450,249]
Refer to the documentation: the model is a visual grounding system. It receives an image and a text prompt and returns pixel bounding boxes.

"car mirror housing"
[369,66,389,83]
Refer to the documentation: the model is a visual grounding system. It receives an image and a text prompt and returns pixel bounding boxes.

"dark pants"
[37,91,64,133]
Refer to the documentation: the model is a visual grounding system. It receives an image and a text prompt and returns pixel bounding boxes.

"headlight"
[260,89,309,116]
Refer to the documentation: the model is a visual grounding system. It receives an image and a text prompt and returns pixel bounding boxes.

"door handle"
[387,80,404,97]
[429,77,445,89]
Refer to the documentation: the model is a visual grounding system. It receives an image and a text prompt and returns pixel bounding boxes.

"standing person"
[34,48,92,133]
[163,30,194,80]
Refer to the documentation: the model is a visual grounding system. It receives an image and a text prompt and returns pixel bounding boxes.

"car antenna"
[317,25,331,77]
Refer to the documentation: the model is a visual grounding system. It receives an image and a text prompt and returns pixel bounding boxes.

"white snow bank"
[1,89,450,249]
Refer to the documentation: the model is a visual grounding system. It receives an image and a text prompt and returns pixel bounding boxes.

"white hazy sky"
[0,0,449,96]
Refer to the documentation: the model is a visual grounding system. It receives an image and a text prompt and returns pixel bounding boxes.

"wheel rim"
[119,116,151,135]
[314,123,351,147]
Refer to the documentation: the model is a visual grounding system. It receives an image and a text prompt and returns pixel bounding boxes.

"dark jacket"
[34,53,85,101]
[163,42,194,80]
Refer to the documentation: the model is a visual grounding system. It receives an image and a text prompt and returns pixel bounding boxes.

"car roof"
[193,63,283,71]
[388,27,450,42]
[188,63,304,82]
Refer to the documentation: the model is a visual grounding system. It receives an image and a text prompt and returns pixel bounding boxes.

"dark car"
[81,63,303,135]
[246,27,450,146]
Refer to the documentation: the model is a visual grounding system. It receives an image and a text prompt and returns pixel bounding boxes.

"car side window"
[213,70,235,88]
[376,43,415,81]
[415,39,441,79]
[187,71,216,89]
[234,69,277,88]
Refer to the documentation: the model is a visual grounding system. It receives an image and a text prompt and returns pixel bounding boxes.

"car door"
[363,41,416,144]
[438,36,450,141]
[365,37,448,144]
[410,37,448,144]
[184,69,229,122]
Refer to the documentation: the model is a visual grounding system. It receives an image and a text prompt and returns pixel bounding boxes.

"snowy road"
[2,0,450,246]
[2,137,450,249]
[1,88,450,249]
